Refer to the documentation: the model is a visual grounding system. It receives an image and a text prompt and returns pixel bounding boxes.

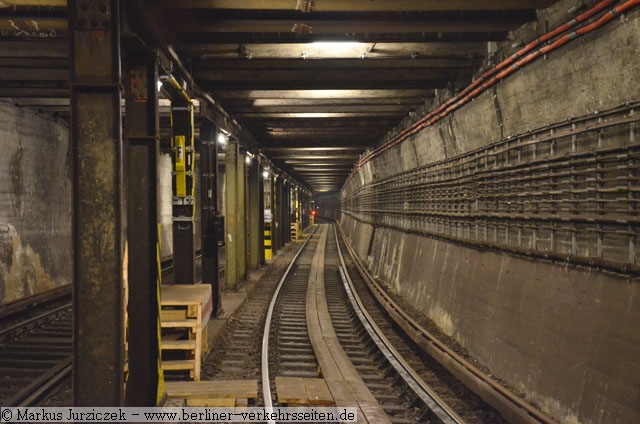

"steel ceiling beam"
[216,89,434,99]
[194,58,476,70]
[158,0,556,12]
[184,42,487,59]
[177,19,527,35]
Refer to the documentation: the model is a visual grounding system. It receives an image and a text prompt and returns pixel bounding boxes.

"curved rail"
[335,222,555,424]
[261,226,318,421]
[333,224,464,424]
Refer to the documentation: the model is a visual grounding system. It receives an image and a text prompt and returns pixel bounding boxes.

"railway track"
[0,303,72,407]
[260,223,491,423]
[0,254,216,407]
[336,222,555,424]
[2,221,552,423]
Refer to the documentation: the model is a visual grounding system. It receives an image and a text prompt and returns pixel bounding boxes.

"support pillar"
[225,141,239,289]
[248,160,261,268]
[275,178,284,251]
[264,170,273,260]
[258,166,265,265]
[123,53,163,406]
[200,124,221,316]
[285,181,291,243]
[302,192,311,228]
[70,0,124,406]
[238,149,247,280]
[169,88,195,284]
[300,191,307,229]
[270,174,278,255]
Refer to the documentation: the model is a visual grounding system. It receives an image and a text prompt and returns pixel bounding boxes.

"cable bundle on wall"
[345,0,640,187]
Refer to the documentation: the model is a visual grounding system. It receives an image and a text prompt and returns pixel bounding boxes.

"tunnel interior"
[1,1,639,423]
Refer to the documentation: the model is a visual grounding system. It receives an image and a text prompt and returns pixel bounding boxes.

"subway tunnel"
[0,1,639,423]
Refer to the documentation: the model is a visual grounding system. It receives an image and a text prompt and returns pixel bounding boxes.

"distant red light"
[311,210,317,216]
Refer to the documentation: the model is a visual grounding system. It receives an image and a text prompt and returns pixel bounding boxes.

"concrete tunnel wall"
[0,101,72,306]
[0,101,186,304]
[336,4,640,424]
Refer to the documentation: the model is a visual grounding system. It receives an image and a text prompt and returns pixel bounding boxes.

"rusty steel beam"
[70,0,124,406]
[215,89,433,99]
[193,58,476,70]
[238,148,247,280]
[157,0,556,12]
[225,140,240,289]
[123,53,162,406]
[200,79,448,91]
[179,18,527,35]
[0,39,67,57]
[3,0,67,5]
[199,123,222,315]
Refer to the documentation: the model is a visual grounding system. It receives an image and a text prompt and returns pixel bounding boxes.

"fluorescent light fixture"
[305,41,368,59]
[217,133,228,145]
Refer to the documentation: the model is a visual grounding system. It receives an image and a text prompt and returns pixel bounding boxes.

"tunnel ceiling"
[0,0,559,193]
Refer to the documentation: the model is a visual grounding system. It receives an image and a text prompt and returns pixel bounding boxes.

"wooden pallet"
[160,285,212,381]
[165,380,258,407]
[290,222,302,240]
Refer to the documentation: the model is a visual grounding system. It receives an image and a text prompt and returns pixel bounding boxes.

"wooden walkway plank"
[165,380,258,399]
[186,397,236,407]
[275,376,309,405]
[304,378,334,406]
[305,225,390,424]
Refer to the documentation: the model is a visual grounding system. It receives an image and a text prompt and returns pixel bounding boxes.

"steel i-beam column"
[170,91,195,285]
[200,124,221,315]
[248,160,261,268]
[274,177,283,251]
[70,0,124,406]
[225,141,239,289]
[258,165,265,265]
[123,54,163,406]
[281,180,287,245]
[301,193,307,229]
[238,151,247,280]
[304,192,311,228]
[285,181,291,243]
[271,174,278,255]
[264,171,274,259]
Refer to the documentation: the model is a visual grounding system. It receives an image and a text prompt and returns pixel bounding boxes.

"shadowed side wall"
[340,4,640,423]
[0,101,72,306]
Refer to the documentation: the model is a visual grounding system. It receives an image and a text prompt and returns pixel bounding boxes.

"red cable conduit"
[345,0,639,187]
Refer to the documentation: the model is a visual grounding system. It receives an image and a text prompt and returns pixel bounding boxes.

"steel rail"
[1,305,73,407]
[0,303,71,339]
[335,222,556,424]
[7,359,72,407]
[1,251,211,406]
[261,226,318,422]
[333,224,465,424]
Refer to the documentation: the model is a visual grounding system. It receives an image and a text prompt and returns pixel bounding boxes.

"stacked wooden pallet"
[160,285,212,381]
[290,222,302,240]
